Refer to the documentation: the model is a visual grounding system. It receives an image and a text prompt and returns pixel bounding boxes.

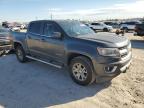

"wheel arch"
[67,52,93,66]
[14,41,23,49]
[68,52,96,85]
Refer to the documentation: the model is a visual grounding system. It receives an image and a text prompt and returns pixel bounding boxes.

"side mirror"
[52,32,62,39]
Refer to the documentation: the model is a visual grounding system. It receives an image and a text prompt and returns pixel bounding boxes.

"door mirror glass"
[52,32,62,39]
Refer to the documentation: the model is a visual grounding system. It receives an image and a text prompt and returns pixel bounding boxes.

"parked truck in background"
[120,21,141,32]
[12,20,132,86]
[134,23,144,36]
[88,22,113,32]
[104,22,120,29]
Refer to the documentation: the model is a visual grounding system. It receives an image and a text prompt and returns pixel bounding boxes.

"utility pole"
[50,13,53,20]
[35,17,38,20]
[48,9,53,20]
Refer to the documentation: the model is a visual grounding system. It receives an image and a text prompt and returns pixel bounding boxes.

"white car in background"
[20,24,27,29]
[88,22,113,32]
[120,21,141,32]
[11,26,21,32]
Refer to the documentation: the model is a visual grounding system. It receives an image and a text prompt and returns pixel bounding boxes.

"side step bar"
[26,56,62,69]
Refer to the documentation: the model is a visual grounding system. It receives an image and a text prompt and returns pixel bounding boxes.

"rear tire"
[69,56,96,86]
[15,45,27,63]
[103,28,109,32]
[122,27,128,32]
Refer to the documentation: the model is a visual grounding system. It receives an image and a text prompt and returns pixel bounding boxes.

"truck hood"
[77,33,129,47]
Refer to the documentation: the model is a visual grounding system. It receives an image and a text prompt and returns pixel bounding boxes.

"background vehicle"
[134,23,144,36]
[0,27,13,56]
[2,22,9,28]
[120,21,141,32]
[89,22,113,32]
[11,26,21,32]
[20,24,27,29]
[13,20,132,86]
[104,22,120,29]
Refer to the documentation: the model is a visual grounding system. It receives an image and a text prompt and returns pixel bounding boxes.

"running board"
[26,56,62,69]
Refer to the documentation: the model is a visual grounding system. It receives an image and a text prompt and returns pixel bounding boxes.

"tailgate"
[0,37,11,46]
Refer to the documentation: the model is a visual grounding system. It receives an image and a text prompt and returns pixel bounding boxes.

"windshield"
[58,21,95,37]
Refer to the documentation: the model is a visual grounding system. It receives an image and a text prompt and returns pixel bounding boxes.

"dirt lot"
[0,33,144,108]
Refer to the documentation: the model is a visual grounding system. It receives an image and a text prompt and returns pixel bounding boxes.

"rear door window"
[125,22,137,25]
[29,22,42,34]
[127,22,135,25]
[91,23,100,25]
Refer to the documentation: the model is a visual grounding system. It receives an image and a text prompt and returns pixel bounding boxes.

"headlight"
[128,42,132,52]
[97,48,120,57]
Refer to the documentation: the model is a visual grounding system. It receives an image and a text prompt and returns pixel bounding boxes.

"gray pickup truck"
[13,20,132,86]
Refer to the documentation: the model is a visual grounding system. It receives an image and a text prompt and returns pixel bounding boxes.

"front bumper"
[93,52,132,81]
[120,59,132,72]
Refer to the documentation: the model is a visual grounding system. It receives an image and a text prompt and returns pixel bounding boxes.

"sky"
[0,0,144,22]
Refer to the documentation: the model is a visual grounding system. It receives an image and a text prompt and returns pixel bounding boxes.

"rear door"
[41,21,65,63]
[26,21,43,56]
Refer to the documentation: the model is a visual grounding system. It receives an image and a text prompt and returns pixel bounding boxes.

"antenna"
[35,17,38,20]
[51,13,53,20]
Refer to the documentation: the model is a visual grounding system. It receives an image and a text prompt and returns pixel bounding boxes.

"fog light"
[104,66,117,73]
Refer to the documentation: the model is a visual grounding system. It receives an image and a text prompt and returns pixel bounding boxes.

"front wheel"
[15,46,27,63]
[69,56,96,86]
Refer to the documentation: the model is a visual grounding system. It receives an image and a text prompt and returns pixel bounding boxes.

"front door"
[41,22,65,63]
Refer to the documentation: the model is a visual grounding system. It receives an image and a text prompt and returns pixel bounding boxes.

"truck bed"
[11,31,26,38]
[11,31,27,42]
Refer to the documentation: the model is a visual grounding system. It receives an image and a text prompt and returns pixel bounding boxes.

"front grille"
[119,45,130,58]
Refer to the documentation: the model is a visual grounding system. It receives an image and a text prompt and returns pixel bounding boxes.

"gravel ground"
[0,33,144,108]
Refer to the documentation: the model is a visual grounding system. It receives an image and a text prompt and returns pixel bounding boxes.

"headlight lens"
[128,43,132,52]
[97,48,120,57]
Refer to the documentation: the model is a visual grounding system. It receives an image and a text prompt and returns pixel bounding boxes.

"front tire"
[69,56,96,86]
[15,46,27,63]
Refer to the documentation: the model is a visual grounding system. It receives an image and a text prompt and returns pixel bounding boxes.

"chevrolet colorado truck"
[13,20,132,86]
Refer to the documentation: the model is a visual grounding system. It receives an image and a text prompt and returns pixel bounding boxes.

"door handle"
[41,38,46,41]
[27,35,32,39]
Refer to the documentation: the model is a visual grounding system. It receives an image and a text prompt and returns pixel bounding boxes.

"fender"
[13,40,26,51]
